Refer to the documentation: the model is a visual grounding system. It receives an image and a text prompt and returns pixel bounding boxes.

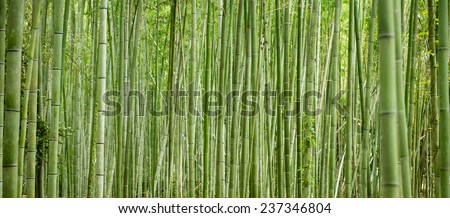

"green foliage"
[36,115,49,169]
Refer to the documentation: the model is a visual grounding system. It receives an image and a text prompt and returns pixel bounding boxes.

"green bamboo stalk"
[328,0,342,198]
[364,0,377,198]
[249,0,260,198]
[27,42,40,198]
[282,0,292,198]
[75,0,85,198]
[427,0,440,198]
[372,106,380,197]
[47,0,65,198]
[59,0,70,199]
[3,0,25,198]
[295,0,304,198]
[26,0,42,198]
[68,1,76,198]
[215,0,229,198]
[0,0,6,198]
[123,0,135,197]
[36,0,47,198]
[188,0,197,198]
[87,0,99,198]
[303,0,319,198]
[378,0,401,198]
[240,0,250,198]
[114,0,125,198]
[127,0,143,197]
[228,0,244,198]
[345,0,355,198]
[95,0,108,198]
[166,0,177,197]
[18,0,42,197]
[395,0,412,198]
[275,0,284,198]
[411,62,423,197]
[353,0,367,198]
[122,3,129,197]
[437,0,450,198]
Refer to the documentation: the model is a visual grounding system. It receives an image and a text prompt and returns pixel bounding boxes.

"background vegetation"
[0,0,449,198]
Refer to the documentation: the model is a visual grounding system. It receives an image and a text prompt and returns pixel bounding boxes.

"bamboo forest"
[0,0,450,199]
